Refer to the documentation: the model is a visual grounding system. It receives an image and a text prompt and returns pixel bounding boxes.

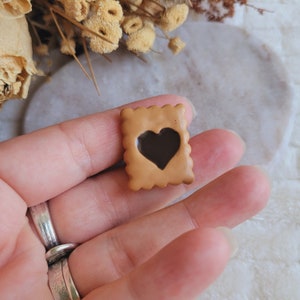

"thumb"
[0,179,27,267]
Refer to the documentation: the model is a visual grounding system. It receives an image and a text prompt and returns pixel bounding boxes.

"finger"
[83,228,232,300]
[0,95,193,206]
[69,166,270,295]
[49,129,245,243]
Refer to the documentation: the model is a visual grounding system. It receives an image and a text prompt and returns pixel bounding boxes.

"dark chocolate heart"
[137,128,180,170]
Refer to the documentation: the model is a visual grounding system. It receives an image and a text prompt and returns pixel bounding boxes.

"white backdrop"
[0,1,299,299]
[198,1,300,299]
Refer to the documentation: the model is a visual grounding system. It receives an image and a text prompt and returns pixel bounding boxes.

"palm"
[0,96,269,300]
[0,216,52,298]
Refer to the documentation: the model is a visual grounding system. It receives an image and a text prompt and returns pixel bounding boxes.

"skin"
[0,95,270,299]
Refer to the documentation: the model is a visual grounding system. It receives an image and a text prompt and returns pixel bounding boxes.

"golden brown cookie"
[120,104,194,191]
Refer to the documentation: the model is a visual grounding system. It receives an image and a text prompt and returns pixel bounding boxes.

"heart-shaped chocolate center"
[137,128,180,170]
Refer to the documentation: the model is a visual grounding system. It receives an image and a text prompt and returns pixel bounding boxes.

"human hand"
[0,95,270,299]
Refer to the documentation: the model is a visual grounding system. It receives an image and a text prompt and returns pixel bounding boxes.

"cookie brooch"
[120,104,194,191]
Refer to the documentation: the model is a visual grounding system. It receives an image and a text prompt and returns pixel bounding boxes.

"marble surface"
[22,22,292,166]
[0,49,71,141]
[0,2,299,299]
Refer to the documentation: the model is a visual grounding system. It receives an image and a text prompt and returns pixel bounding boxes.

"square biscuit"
[120,104,194,191]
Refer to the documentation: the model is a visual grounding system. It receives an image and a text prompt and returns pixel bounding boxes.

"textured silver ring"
[29,202,80,300]
[48,258,81,300]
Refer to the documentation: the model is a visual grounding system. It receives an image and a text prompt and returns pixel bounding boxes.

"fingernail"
[184,97,198,119]
[216,227,239,258]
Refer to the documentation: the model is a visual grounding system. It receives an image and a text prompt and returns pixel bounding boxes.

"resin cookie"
[120,104,194,191]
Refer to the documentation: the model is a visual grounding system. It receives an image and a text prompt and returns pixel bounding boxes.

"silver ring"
[29,202,81,300]
[48,258,80,300]
[30,201,59,250]
[46,243,78,265]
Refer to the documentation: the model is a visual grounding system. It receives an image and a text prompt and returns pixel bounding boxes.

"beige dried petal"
[92,0,123,23]
[0,17,36,105]
[168,36,185,54]
[126,23,156,53]
[59,0,90,22]
[83,16,122,54]
[158,3,189,32]
[0,0,32,18]
[122,15,143,34]
[12,81,22,94]
[0,56,28,104]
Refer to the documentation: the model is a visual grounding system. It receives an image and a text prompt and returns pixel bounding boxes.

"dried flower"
[168,36,185,54]
[34,44,49,56]
[60,38,76,55]
[140,0,164,17]
[126,21,156,53]
[122,15,143,34]
[120,0,143,12]
[190,0,248,21]
[83,15,122,54]
[92,0,123,22]
[158,3,189,32]
[0,16,36,106]
[58,0,90,22]
[0,0,31,18]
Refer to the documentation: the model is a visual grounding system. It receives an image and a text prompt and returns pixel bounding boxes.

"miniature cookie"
[120,104,194,191]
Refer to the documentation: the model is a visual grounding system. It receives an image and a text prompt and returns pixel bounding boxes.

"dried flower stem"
[50,5,114,45]
[50,8,92,80]
[82,37,101,96]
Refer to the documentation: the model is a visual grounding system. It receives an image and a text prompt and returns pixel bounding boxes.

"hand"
[0,95,270,299]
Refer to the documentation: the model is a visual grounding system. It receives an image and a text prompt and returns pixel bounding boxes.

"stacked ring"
[30,202,80,300]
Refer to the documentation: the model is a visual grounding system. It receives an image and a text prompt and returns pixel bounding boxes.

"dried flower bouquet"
[0,0,255,107]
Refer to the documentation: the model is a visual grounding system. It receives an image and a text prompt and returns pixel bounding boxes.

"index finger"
[0,95,194,206]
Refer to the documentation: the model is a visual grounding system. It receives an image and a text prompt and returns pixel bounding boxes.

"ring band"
[48,258,81,300]
[30,201,59,250]
[29,202,80,300]
[46,243,78,265]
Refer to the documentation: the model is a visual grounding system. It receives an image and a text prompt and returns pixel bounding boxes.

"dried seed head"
[168,36,185,54]
[158,3,189,32]
[122,15,143,34]
[140,0,164,17]
[190,0,240,21]
[43,13,53,26]
[60,38,76,55]
[83,16,122,54]
[120,0,143,12]
[59,0,90,22]
[92,0,123,23]
[126,22,156,53]
[34,44,49,56]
